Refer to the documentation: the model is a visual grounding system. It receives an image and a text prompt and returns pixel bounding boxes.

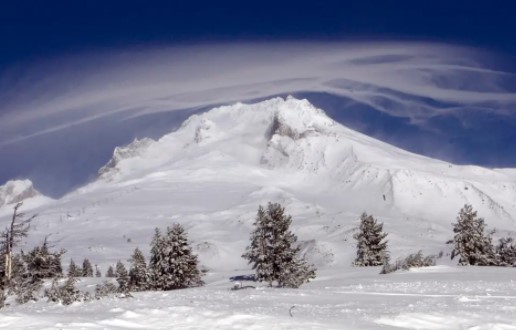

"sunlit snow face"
[0,41,515,196]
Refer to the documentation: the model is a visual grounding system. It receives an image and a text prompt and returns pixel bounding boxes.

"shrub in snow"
[82,258,94,277]
[380,251,436,274]
[12,273,42,304]
[495,237,516,266]
[447,204,496,266]
[45,277,84,305]
[128,247,149,291]
[242,203,316,288]
[353,212,389,266]
[94,280,118,299]
[149,225,204,290]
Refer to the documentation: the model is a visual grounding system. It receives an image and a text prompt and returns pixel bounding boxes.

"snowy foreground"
[1,266,515,330]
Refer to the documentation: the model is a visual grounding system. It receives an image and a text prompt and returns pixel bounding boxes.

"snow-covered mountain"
[91,96,516,224]
[2,96,516,329]
[3,97,516,271]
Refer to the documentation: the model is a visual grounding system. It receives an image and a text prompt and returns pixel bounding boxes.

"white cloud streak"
[0,41,515,146]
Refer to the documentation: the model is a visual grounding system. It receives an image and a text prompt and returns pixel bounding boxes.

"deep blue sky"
[1,0,516,197]
[1,1,515,68]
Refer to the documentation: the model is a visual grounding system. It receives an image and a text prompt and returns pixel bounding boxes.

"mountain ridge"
[90,97,515,226]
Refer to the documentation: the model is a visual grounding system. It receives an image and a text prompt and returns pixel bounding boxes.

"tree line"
[1,201,515,309]
[351,204,516,273]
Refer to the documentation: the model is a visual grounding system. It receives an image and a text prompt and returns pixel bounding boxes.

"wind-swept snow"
[1,267,516,329]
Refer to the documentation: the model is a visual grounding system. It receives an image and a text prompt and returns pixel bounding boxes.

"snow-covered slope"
[3,97,516,271]
[2,97,516,329]
[90,96,515,226]
[0,179,52,213]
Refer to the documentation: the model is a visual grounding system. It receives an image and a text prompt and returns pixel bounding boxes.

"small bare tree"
[2,203,36,285]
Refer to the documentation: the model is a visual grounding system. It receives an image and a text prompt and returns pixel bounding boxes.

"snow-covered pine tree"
[82,258,94,277]
[8,253,43,304]
[447,204,496,266]
[115,261,129,293]
[67,259,82,277]
[353,212,389,266]
[128,247,149,291]
[105,265,115,278]
[22,238,65,280]
[495,237,516,266]
[149,224,204,290]
[242,202,316,288]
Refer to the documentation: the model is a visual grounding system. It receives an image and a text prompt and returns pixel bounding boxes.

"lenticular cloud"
[0,41,515,145]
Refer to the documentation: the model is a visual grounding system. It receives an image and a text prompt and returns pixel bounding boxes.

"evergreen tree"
[149,224,204,290]
[82,258,94,277]
[9,253,42,304]
[447,204,496,266]
[128,248,149,291]
[22,238,64,280]
[95,265,101,277]
[495,237,516,266]
[115,261,129,293]
[1,203,35,286]
[242,203,316,288]
[105,265,115,278]
[353,212,389,266]
[68,259,82,277]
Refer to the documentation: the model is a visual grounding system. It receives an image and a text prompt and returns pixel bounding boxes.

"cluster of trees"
[2,200,515,309]
[115,224,205,293]
[447,204,516,267]
[1,201,318,310]
[1,203,205,309]
[0,203,66,306]
[351,204,516,274]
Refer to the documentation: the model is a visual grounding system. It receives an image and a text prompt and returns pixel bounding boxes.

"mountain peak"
[92,97,515,228]
[97,97,339,180]
[268,97,336,140]
[0,179,41,208]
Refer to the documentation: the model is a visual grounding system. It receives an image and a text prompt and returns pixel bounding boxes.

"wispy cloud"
[0,41,515,146]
